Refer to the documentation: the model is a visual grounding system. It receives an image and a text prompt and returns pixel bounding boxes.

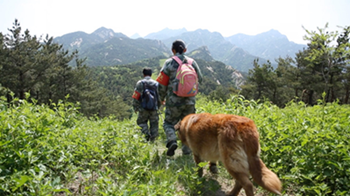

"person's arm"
[132,81,142,112]
[156,61,171,102]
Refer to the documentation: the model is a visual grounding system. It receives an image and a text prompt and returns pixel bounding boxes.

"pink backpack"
[172,56,198,97]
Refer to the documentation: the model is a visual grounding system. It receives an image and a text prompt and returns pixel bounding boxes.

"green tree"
[242,25,350,107]
[275,56,301,103]
[297,24,350,105]
[241,59,277,102]
[0,19,42,100]
[335,26,350,103]
[0,19,127,118]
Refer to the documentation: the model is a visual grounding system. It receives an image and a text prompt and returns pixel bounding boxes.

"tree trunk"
[345,87,349,104]
[308,90,314,105]
[19,71,25,100]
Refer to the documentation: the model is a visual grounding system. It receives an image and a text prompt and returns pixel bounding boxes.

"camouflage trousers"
[163,104,195,154]
[137,110,159,141]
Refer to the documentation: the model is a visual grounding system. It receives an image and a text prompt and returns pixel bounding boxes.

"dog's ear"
[174,120,181,131]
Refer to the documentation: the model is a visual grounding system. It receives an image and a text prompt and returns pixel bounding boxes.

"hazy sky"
[1,0,349,44]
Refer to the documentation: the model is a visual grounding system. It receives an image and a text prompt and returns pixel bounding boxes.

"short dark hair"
[143,67,152,76]
[172,39,186,54]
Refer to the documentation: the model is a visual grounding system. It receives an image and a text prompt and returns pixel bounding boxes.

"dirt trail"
[156,141,267,196]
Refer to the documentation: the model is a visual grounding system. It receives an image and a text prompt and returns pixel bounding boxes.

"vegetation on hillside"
[0,19,240,119]
[1,95,349,195]
[0,20,130,120]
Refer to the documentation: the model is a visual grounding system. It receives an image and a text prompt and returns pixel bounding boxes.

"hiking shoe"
[166,141,178,156]
[149,137,157,143]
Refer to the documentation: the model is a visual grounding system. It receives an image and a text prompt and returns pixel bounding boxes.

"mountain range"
[225,29,305,62]
[53,27,305,72]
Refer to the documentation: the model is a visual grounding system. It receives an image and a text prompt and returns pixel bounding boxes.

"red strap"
[156,71,170,86]
[132,91,141,100]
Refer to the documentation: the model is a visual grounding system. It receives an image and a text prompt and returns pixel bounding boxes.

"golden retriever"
[174,113,282,196]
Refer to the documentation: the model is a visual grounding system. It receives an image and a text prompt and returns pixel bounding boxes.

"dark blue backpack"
[141,81,158,111]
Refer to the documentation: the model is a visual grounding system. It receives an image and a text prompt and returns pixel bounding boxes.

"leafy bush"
[1,94,349,195]
[199,95,350,195]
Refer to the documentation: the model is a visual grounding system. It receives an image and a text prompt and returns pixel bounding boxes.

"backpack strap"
[172,56,183,66]
[186,58,193,65]
[141,80,145,96]
[172,56,193,66]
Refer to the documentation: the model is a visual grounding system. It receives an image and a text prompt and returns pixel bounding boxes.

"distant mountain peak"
[188,46,214,62]
[259,29,286,39]
[267,29,280,33]
[92,27,117,39]
[225,29,305,63]
[144,28,188,40]
[130,33,141,39]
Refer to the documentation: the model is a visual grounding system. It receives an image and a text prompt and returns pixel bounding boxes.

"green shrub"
[1,94,349,195]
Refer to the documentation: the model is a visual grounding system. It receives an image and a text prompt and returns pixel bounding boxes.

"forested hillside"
[1,19,349,119]
[53,28,272,72]
[0,20,131,119]
[81,38,169,66]
[53,27,129,52]
[0,19,242,119]
[52,27,307,73]
[88,56,242,108]
[54,27,170,66]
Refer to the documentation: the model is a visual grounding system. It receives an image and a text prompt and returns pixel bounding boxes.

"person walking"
[156,40,203,156]
[132,67,160,142]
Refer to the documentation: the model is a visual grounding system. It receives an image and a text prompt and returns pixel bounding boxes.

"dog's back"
[176,113,282,196]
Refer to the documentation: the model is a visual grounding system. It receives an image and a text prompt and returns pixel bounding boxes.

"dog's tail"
[248,154,282,195]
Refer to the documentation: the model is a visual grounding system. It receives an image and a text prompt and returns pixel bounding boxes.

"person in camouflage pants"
[156,40,203,156]
[132,68,161,142]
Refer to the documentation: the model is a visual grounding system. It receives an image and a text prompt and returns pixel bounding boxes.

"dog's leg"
[227,180,242,196]
[221,149,254,196]
[227,172,254,196]
[193,154,203,177]
[209,162,218,174]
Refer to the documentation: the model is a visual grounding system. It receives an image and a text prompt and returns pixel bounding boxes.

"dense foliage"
[1,94,349,195]
[0,20,85,102]
[241,24,350,107]
[198,95,350,195]
[0,20,131,119]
